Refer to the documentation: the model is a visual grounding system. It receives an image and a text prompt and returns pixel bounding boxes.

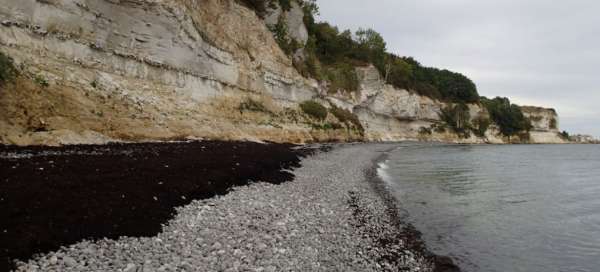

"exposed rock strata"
[0,0,565,145]
[521,106,566,143]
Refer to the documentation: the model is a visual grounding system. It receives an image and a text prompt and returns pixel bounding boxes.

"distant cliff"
[0,0,567,145]
[521,106,565,143]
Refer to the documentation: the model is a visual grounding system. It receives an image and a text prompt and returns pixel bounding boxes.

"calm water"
[379,143,600,272]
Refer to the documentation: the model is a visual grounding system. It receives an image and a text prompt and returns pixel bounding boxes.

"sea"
[379,143,600,272]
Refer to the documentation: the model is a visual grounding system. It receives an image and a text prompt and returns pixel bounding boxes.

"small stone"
[124,263,137,272]
[257,243,268,251]
[62,256,77,267]
[49,255,58,265]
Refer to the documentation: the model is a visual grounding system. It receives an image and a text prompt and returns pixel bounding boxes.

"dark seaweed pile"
[0,141,307,272]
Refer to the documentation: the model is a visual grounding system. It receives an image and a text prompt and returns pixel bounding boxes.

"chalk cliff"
[521,106,566,143]
[0,0,566,145]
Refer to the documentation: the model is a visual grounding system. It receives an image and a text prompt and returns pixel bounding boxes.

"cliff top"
[520,106,557,114]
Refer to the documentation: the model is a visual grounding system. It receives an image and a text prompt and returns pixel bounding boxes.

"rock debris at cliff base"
[5,143,438,272]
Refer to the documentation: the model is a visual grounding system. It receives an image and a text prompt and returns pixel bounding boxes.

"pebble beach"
[3,143,452,272]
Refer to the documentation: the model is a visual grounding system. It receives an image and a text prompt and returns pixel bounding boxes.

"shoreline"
[0,141,309,272]
[363,146,461,272]
[3,142,457,271]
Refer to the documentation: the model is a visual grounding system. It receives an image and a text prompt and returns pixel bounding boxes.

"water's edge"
[365,146,461,272]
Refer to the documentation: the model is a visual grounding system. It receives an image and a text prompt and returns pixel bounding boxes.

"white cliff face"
[0,0,565,145]
[521,106,566,143]
[265,1,309,46]
[521,106,559,132]
[0,0,328,145]
[351,66,499,143]
[355,67,441,121]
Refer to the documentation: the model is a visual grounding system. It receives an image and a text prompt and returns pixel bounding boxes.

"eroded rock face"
[265,0,309,46]
[352,66,496,143]
[0,0,326,145]
[0,0,565,145]
[521,106,559,132]
[354,66,441,121]
[521,106,565,143]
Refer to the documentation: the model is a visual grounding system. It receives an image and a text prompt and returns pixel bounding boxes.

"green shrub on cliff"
[277,0,292,11]
[312,122,343,130]
[268,16,301,55]
[33,74,49,88]
[238,0,299,17]
[400,57,479,103]
[301,20,479,103]
[329,105,364,132]
[300,101,327,120]
[439,103,472,137]
[239,98,271,114]
[419,127,433,135]
[243,0,481,104]
[292,1,481,104]
[382,54,414,91]
[482,97,532,137]
[472,116,491,137]
[323,63,360,93]
[0,51,18,87]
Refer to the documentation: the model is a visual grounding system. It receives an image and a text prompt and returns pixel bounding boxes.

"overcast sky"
[317,0,599,137]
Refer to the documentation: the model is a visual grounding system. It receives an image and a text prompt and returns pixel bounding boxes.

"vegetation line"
[238,0,555,139]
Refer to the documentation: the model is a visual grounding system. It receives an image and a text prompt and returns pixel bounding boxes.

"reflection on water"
[381,143,600,272]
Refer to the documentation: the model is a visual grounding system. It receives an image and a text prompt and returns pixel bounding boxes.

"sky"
[317,0,600,137]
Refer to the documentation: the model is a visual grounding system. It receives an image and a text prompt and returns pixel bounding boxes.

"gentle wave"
[382,143,600,272]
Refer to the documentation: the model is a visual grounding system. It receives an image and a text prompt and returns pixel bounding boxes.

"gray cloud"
[317,0,600,137]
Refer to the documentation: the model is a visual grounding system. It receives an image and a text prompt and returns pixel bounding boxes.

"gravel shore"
[14,143,438,272]
[1,141,303,272]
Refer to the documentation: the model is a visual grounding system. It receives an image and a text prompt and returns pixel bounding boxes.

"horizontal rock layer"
[0,0,565,145]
